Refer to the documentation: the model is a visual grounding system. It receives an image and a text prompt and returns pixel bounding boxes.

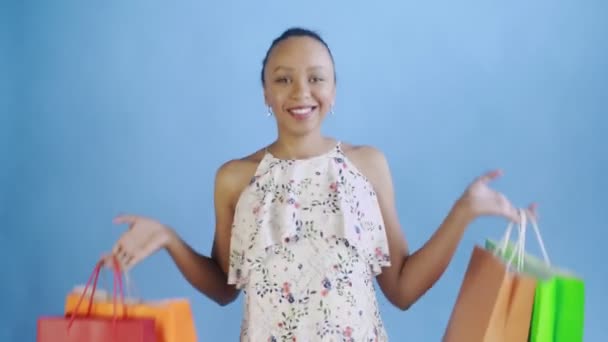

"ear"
[263,88,270,107]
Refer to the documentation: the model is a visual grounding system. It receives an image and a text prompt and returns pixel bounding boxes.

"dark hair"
[260,27,336,85]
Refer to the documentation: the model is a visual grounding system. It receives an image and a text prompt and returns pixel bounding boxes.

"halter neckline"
[264,141,342,162]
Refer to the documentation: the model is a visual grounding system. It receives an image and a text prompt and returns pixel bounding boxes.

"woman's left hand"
[456,169,537,224]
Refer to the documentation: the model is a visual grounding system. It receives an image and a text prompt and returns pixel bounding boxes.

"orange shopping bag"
[65,260,197,342]
[443,212,537,342]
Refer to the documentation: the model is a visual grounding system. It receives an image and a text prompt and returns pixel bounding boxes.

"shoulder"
[341,143,390,173]
[217,147,266,177]
[214,148,267,204]
[342,143,387,164]
[341,142,393,191]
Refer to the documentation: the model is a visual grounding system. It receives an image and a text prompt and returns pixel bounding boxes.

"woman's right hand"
[108,214,177,270]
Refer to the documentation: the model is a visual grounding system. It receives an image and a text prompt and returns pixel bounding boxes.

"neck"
[270,131,334,160]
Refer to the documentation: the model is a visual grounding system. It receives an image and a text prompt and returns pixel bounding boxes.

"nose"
[290,79,311,99]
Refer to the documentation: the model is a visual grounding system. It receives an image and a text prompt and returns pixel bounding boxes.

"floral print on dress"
[228,142,391,341]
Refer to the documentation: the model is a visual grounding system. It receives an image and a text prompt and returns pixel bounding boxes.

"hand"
[108,214,176,270]
[456,169,538,224]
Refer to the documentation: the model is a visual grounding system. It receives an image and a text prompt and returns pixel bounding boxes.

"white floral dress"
[228,142,392,341]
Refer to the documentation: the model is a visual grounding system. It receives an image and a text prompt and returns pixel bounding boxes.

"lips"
[287,106,317,120]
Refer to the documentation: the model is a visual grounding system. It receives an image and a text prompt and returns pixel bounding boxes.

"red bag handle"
[68,260,103,324]
[67,255,128,330]
[110,255,128,320]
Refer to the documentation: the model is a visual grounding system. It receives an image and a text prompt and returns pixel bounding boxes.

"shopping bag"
[64,266,197,342]
[37,257,157,342]
[37,316,156,342]
[485,214,585,342]
[443,212,537,342]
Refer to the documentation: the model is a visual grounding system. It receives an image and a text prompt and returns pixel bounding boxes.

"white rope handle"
[529,213,551,265]
[505,209,526,271]
[497,221,515,256]
[507,209,551,269]
[518,210,527,271]
[494,208,550,270]
[122,270,143,304]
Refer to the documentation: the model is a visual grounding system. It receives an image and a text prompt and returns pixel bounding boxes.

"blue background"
[1,0,606,340]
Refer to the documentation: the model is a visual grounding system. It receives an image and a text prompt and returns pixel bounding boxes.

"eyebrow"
[273,65,326,72]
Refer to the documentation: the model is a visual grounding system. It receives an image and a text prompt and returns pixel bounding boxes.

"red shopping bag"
[37,257,157,342]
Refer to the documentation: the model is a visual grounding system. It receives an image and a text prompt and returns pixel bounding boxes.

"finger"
[509,205,541,224]
[123,250,146,270]
[114,237,144,270]
[494,192,519,223]
[126,242,157,269]
[113,214,138,225]
[117,249,132,269]
[475,169,503,185]
[100,253,114,268]
[526,203,540,220]
[113,241,135,266]
[124,254,141,270]
[112,242,122,255]
[122,255,135,271]
[112,234,131,253]
[506,205,521,223]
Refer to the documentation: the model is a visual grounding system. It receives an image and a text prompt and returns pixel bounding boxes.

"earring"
[329,105,334,115]
[266,107,273,117]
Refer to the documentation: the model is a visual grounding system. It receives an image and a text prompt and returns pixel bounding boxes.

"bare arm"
[113,159,252,306]
[164,160,249,306]
[376,188,471,310]
[349,146,527,310]
[164,233,238,306]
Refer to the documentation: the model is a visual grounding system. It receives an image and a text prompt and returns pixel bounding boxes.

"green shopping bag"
[485,213,584,342]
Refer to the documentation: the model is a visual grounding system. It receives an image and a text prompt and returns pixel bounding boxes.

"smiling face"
[263,36,336,138]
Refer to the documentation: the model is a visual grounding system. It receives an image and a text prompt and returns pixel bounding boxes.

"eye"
[310,76,324,83]
[275,76,290,84]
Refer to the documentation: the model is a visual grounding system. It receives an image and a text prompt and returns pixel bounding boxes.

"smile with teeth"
[287,106,317,119]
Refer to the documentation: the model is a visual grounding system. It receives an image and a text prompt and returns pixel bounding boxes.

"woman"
[110,27,536,341]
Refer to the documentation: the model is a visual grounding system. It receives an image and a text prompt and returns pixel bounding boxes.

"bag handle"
[67,256,128,330]
[505,209,527,271]
[67,260,103,326]
[97,261,140,303]
[105,256,128,340]
[495,209,526,271]
[511,209,551,266]
[529,213,551,265]
[107,268,141,304]
[495,209,551,269]
[110,256,127,321]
